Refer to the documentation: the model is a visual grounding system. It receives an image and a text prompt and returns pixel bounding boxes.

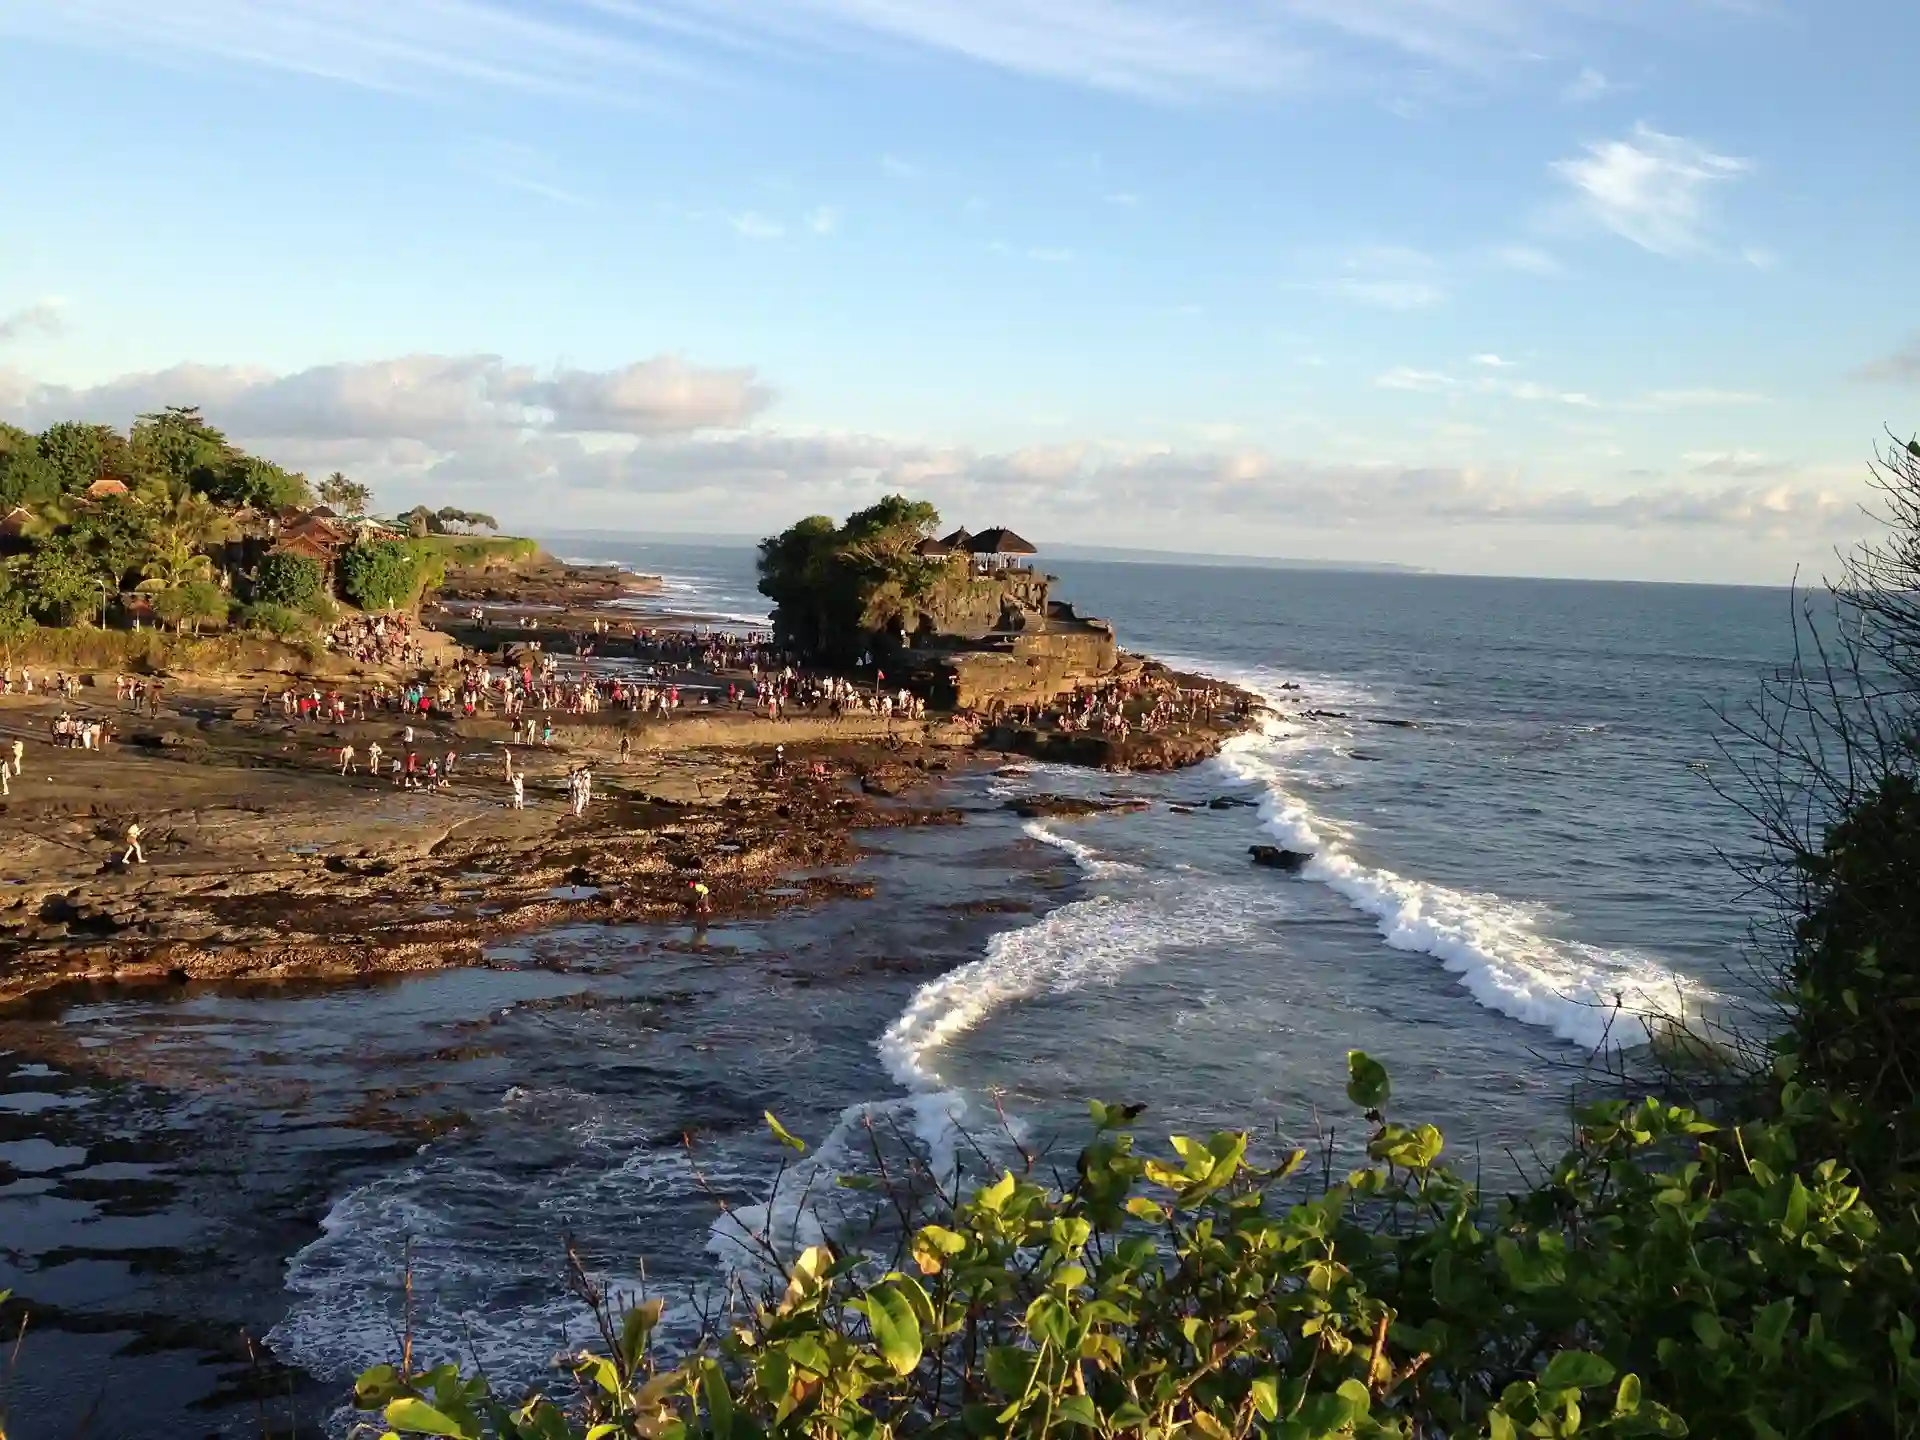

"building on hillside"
[0,505,32,555]
[965,527,1038,571]
[84,477,131,500]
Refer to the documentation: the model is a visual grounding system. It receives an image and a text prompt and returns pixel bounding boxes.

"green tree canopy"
[319,471,373,516]
[253,551,325,609]
[337,538,427,612]
[150,578,228,634]
[130,406,232,493]
[10,538,105,625]
[757,497,951,660]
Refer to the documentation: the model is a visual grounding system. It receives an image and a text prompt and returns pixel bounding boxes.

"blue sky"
[1,0,1916,583]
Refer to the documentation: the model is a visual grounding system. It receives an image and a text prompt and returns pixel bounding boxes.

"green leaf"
[1690,1311,1726,1351]
[1346,1050,1390,1110]
[1250,1376,1280,1423]
[1540,1350,1617,1391]
[864,1282,925,1377]
[1614,1373,1643,1416]
[700,1358,734,1440]
[1125,1196,1167,1224]
[1782,1176,1810,1236]
[1335,1378,1371,1416]
[383,1398,475,1438]
[977,1170,1017,1213]
[1489,1411,1518,1440]
[1056,1395,1101,1429]
[354,1365,404,1409]
[765,1111,807,1153]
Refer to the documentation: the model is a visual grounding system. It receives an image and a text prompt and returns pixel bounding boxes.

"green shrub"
[253,551,325,608]
[238,601,310,639]
[150,579,228,634]
[354,1054,1920,1440]
[337,538,427,612]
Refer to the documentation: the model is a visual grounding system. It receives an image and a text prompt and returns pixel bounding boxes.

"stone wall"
[936,626,1120,710]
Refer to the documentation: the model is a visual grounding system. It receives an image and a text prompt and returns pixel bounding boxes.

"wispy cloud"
[1,0,708,103]
[881,153,921,180]
[1312,245,1446,309]
[1492,244,1562,275]
[0,300,65,345]
[1852,338,1920,385]
[1552,124,1751,256]
[806,205,841,236]
[453,139,591,206]
[730,212,785,239]
[1105,191,1142,207]
[0,0,1724,107]
[0,349,1849,541]
[1561,66,1625,103]
[1374,363,1750,412]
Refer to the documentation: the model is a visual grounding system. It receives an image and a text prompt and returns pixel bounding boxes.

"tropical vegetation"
[339,437,1920,1440]
[759,497,1009,661]
[0,406,502,642]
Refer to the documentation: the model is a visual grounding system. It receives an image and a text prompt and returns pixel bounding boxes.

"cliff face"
[904,568,1052,640]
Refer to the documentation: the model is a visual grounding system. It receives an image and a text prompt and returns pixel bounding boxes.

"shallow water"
[0,551,1793,1436]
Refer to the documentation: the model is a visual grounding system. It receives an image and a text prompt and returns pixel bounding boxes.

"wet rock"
[1249,844,1312,872]
[1004,793,1150,819]
[1208,795,1258,810]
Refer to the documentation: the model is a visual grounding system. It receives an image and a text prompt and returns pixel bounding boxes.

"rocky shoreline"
[0,552,1266,1011]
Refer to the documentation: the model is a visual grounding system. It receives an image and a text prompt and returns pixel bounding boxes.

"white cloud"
[0,300,66,344]
[0,0,1706,107]
[1472,353,1517,368]
[452,139,590,206]
[730,211,785,239]
[0,350,1848,544]
[1376,367,1454,393]
[806,205,841,235]
[1492,244,1562,275]
[1312,244,1447,309]
[0,353,772,443]
[1561,66,1623,103]
[1552,124,1751,255]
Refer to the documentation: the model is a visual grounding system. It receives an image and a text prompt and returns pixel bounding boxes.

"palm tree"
[135,532,216,593]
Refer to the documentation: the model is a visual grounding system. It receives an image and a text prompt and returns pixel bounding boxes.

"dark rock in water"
[861,768,916,797]
[1005,793,1151,819]
[1169,804,1196,815]
[1249,844,1312,872]
[1208,795,1258,810]
[1366,716,1418,729]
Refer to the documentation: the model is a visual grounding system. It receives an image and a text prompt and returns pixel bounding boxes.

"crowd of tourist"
[324,615,425,668]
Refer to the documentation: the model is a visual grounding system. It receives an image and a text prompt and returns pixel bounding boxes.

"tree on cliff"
[757,496,945,661]
[319,471,374,516]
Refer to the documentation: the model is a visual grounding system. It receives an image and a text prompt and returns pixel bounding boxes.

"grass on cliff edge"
[415,534,543,569]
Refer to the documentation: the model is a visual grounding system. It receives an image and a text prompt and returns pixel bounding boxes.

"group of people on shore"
[324,615,425,669]
[992,675,1249,742]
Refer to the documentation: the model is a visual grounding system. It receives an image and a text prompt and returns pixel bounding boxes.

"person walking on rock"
[339,743,356,776]
[10,738,22,778]
[510,773,525,810]
[122,822,146,865]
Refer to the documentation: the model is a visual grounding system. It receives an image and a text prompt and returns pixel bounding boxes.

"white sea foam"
[1207,688,1709,1050]
[1020,819,1140,877]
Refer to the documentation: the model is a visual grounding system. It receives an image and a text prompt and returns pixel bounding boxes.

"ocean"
[0,542,1793,1436]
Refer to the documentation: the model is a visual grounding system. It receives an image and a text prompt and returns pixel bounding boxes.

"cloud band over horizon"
[0,351,1865,551]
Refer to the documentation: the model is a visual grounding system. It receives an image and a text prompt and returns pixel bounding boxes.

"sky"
[1,1,1917,584]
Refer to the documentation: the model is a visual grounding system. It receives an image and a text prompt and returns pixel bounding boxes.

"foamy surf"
[1210,689,1710,1050]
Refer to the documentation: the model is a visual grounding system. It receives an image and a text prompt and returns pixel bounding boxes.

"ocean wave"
[1212,704,1710,1050]
[1020,819,1139,876]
